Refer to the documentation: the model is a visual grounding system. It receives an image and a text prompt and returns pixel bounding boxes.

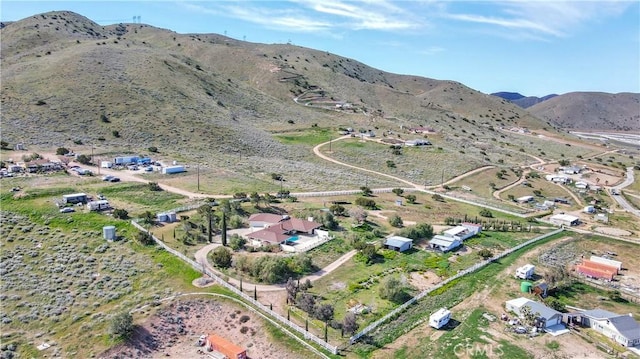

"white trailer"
[101,161,113,168]
[429,308,451,329]
[515,264,535,279]
[62,193,88,204]
[161,165,185,174]
[87,200,110,211]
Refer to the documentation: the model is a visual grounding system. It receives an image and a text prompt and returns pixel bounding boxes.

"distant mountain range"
[492,91,639,131]
[490,92,558,108]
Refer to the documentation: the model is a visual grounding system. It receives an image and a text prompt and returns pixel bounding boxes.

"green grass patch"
[274,128,333,145]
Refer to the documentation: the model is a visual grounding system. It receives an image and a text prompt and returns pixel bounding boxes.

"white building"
[505,297,563,329]
[590,256,622,272]
[429,308,451,329]
[517,195,534,203]
[578,309,640,347]
[545,174,571,184]
[575,181,589,189]
[515,264,535,279]
[549,214,580,226]
[583,206,595,214]
[429,235,461,252]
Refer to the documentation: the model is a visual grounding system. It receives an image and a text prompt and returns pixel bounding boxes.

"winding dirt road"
[193,242,357,292]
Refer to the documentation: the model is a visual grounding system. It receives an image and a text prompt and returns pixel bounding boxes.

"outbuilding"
[384,236,413,252]
[549,214,580,226]
[516,195,534,203]
[429,235,462,252]
[62,193,88,204]
[429,308,451,329]
[205,334,247,359]
[505,297,563,329]
[87,200,110,211]
[161,165,186,174]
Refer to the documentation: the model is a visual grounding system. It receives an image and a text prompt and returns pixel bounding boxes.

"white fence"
[131,221,339,356]
[348,228,564,344]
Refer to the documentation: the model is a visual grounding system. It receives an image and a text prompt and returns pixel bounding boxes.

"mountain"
[491,92,558,108]
[1,11,602,191]
[527,92,640,131]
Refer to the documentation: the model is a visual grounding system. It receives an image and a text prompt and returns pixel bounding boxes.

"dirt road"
[193,241,358,292]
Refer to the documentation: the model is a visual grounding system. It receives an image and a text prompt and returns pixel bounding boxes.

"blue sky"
[2,1,639,96]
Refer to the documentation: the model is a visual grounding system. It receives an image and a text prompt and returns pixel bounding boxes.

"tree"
[113,208,129,219]
[229,234,246,251]
[388,214,403,228]
[56,147,70,155]
[285,277,299,304]
[112,130,120,138]
[76,154,92,165]
[329,203,346,216]
[545,297,565,312]
[135,231,154,245]
[479,208,493,218]
[198,204,215,243]
[148,182,162,191]
[297,293,316,313]
[359,244,377,265]
[148,146,158,153]
[249,192,261,207]
[0,140,9,149]
[392,188,404,196]
[360,186,372,196]
[141,211,155,225]
[343,312,358,335]
[109,312,133,339]
[405,194,416,204]
[210,246,232,268]
[379,277,409,303]
[314,303,335,322]
[397,223,433,241]
[432,194,445,202]
[349,207,368,224]
[533,190,542,197]
[477,248,493,259]
[508,194,516,202]
[354,197,376,209]
[221,213,228,246]
[558,159,570,166]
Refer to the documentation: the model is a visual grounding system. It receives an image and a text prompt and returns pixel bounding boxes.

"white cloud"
[446,1,633,38]
[418,46,445,55]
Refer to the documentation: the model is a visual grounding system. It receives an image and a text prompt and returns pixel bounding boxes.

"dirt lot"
[100,297,309,359]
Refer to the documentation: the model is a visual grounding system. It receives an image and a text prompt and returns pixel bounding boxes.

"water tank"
[103,225,116,240]
[157,213,168,222]
[167,212,177,223]
[520,281,533,293]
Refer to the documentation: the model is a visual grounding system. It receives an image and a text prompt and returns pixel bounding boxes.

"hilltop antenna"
[243,35,246,41]
[137,16,141,24]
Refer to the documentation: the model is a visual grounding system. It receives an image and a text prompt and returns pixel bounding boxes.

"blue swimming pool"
[287,236,299,242]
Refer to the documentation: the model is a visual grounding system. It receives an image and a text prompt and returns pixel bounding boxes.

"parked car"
[102,175,114,181]
[59,207,75,213]
[145,166,153,172]
[109,177,121,182]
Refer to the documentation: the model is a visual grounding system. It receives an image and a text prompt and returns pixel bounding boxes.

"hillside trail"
[192,242,358,292]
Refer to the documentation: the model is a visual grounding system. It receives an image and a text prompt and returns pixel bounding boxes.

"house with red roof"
[247,213,322,247]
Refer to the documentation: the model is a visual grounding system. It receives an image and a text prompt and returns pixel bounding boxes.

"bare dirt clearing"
[101,298,310,359]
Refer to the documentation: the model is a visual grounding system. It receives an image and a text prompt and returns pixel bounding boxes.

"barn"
[549,214,580,226]
[384,236,413,252]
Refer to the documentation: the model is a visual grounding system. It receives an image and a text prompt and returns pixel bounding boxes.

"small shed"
[103,226,116,240]
[520,281,533,293]
[384,236,413,252]
[429,308,451,329]
[205,334,247,359]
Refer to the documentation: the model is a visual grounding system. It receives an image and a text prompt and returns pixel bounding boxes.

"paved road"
[193,241,358,292]
[610,167,640,217]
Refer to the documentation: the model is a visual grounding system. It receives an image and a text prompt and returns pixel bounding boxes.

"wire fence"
[131,220,339,356]
[348,228,564,344]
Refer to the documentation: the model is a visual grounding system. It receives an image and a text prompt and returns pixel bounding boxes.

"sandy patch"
[593,227,632,236]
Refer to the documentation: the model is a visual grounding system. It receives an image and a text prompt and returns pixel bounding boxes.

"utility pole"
[197,164,200,192]
[329,137,332,152]
[441,168,445,187]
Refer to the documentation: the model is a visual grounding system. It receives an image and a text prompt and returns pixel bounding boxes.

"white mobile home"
[62,193,88,204]
[101,161,113,168]
[429,308,451,329]
[113,156,140,165]
[87,200,110,211]
[515,264,535,279]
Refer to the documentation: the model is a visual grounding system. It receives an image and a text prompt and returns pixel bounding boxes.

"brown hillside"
[2,11,613,191]
[528,92,640,131]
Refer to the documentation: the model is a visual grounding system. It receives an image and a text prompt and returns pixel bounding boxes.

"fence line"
[349,228,564,344]
[131,221,339,355]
